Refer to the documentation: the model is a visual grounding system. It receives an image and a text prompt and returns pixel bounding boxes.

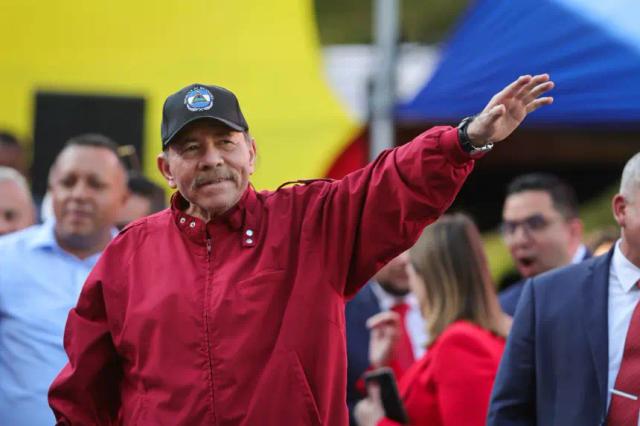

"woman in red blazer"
[355,214,511,426]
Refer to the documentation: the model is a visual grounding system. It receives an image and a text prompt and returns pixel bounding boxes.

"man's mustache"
[193,171,235,188]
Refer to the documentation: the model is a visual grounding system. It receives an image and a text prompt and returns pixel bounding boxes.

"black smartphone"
[363,367,409,424]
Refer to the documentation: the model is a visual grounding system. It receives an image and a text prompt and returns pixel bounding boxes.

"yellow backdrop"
[0,0,357,189]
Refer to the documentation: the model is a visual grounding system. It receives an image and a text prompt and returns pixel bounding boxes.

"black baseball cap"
[161,83,249,148]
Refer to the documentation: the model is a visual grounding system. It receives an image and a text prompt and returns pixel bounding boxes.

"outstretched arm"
[320,74,554,296]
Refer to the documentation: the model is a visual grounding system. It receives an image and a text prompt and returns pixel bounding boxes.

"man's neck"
[55,230,113,260]
[186,204,212,222]
[185,200,241,223]
[620,239,640,269]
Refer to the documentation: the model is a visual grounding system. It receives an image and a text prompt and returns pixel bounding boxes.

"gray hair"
[620,152,640,201]
[0,166,30,196]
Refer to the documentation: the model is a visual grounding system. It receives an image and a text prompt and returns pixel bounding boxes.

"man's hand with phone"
[355,368,410,425]
[354,379,385,426]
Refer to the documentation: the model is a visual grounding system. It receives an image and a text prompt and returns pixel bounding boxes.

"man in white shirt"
[488,152,640,425]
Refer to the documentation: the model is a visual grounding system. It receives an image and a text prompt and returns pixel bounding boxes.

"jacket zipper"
[204,237,216,425]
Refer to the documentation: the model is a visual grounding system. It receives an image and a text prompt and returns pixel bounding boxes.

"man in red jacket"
[49,75,554,425]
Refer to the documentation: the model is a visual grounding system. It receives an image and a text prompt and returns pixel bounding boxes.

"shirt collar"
[612,239,640,293]
[571,244,588,264]
[25,219,119,254]
[26,219,58,250]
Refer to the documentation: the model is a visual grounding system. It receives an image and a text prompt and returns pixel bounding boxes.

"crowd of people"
[0,73,636,426]
[0,135,166,425]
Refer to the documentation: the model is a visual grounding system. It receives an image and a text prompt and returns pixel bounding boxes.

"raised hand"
[467,74,554,146]
[366,311,401,369]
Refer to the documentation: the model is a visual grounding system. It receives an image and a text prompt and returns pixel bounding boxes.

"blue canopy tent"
[396,0,640,127]
[327,0,640,232]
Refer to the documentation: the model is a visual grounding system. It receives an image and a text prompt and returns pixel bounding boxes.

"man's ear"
[613,194,627,228]
[248,138,257,175]
[119,190,131,210]
[568,218,584,241]
[157,153,177,189]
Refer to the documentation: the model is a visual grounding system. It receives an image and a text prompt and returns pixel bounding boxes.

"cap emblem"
[184,87,214,112]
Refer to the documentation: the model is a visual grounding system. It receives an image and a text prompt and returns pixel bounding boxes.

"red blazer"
[379,320,505,426]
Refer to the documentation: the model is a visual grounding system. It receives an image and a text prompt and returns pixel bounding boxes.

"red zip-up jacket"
[49,127,475,425]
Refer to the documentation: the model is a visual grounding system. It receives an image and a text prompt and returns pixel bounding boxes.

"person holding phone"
[355,214,511,426]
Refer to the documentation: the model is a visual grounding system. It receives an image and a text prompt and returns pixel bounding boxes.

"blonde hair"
[410,213,504,344]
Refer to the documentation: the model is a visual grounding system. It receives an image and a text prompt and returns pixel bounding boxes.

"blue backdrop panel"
[396,0,640,127]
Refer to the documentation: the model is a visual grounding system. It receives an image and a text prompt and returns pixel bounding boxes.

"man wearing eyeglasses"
[498,173,589,316]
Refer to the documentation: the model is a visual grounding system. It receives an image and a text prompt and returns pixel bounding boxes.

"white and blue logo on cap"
[184,86,214,112]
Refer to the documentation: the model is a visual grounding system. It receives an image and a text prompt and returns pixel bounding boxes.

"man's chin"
[517,264,541,279]
[197,180,236,194]
[378,281,410,296]
[57,223,95,240]
[200,193,243,212]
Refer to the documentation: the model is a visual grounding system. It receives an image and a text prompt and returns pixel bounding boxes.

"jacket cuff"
[439,126,487,165]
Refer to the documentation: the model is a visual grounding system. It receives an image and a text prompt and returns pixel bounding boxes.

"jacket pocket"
[242,349,322,426]
[289,350,323,426]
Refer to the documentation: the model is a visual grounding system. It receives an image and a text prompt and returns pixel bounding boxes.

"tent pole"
[370,0,399,160]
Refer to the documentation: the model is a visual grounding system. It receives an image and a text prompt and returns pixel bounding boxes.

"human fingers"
[522,80,554,104]
[515,74,550,99]
[493,75,532,103]
[526,96,554,113]
[366,311,401,329]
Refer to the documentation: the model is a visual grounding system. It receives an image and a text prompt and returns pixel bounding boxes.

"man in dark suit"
[488,153,640,425]
[499,173,590,316]
[345,251,427,424]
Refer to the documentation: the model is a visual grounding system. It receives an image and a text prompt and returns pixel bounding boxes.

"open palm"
[467,74,554,145]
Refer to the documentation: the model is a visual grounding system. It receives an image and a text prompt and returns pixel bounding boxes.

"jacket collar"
[170,186,259,247]
[582,247,614,415]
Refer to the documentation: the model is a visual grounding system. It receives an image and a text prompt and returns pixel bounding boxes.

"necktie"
[607,283,640,425]
[390,302,416,375]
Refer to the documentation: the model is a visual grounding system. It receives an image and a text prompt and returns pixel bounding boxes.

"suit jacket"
[379,321,505,426]
[488,249,612,426]
[498,249,592,316]
[346,282,382,424]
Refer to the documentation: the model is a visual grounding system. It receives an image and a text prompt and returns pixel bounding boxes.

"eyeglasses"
[500,214,557,237]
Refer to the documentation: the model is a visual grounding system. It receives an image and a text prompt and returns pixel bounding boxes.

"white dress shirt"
[571,243,588,264]
[370,281,428,358]
[607,240,640,408]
